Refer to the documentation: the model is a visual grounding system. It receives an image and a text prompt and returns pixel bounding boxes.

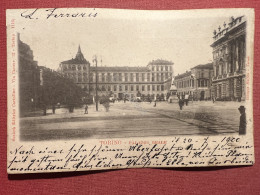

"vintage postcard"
[7,8,255,174]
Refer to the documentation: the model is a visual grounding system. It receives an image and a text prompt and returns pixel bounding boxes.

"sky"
[12,8,243,75]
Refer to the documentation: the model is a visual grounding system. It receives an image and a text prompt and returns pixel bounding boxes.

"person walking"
[52,104,56,114]
[238,106,246,135]
[84,104,88,114]
[178,97,183,110]
[184,94,189,106]
[154,100,157,107]
[212,95,215,103]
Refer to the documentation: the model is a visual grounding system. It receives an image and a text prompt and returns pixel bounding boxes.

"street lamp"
[190,73,196,100]
[92,55,98,111]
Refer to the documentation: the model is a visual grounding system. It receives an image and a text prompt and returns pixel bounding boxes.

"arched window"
[78,73,82,82]
[83,73,87,82]
[216,63,219,76]
[219,60,224,75]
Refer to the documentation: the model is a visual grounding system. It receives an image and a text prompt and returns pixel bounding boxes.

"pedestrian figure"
[103,101,110,112]
[69,105,74,113]
[154,100,157,107]
[85,104,88,114]
[184,94,189,106]
[52,104,56,114]
[238,106,246,135]
[178,98,183,110]
[212,95,215,103]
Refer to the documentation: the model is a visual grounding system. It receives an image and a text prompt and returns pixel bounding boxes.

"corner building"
[174,63,213,100]
[59,47,174,100]
[211,16,246,101]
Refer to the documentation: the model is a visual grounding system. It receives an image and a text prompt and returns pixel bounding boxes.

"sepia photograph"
[17,9,248,141]
[6,8,255,173]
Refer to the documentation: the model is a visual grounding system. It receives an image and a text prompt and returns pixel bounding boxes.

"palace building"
[174,63,213,100]
[59,46,174,100]
[211,16,246,101]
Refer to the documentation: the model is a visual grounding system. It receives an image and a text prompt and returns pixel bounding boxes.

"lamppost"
[92,55,98,111]
[190,73,196,100]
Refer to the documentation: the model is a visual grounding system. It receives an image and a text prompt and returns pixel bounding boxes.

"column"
[235,39,238,71]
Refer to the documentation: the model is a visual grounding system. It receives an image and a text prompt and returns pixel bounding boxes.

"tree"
[41,68,84,113]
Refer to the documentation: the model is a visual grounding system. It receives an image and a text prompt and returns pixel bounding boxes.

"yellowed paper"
[7,8,255,174]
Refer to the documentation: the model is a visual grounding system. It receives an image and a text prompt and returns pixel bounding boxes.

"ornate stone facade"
[211,16,246,101]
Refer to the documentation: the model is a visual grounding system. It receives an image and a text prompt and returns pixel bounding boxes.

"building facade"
[59,47,174,100]
[174,63,213,100]
[18,33,41,114]
[211,16,246,101]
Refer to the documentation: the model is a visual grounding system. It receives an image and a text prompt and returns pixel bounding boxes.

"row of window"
[63,65,173,72]
[176,79,209,88]
[213,47,228,60]
[91,72,171,82]
[197,71,211,78]
[176,80,194,88]
[66,72,172,82]
[214,36,246,76]
[85,84,165,92]
[151,65,173,72]
[214,43,245,76]
[197,80,209,88]
[63,65,88,71]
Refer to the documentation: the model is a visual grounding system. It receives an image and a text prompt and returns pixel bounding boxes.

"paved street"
[20,101,244,141]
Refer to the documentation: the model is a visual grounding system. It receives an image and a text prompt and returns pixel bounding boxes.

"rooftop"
[212,16,246,43]
[61,58,90,65]
[191,63,213,70]
[61,45,90,65]
[174,71,191,80]
[148,59,173,66]
[90,66,149,72]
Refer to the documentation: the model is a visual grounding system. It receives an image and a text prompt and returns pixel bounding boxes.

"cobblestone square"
[20,101,244,141]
